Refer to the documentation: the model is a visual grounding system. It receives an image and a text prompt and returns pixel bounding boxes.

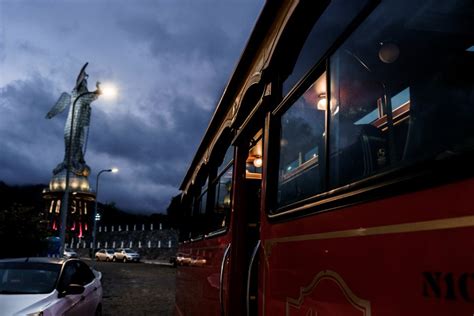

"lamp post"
[92,168,118,258]
[59,89,101,256]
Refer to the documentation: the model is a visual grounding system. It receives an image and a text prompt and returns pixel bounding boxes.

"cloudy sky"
[0,0,263,213]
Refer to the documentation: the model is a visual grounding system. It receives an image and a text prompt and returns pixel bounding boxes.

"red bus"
[173,0,474,315]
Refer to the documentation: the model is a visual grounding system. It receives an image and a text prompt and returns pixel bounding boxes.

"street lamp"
[92,168,118,258]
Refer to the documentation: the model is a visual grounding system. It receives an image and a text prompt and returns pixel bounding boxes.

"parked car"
[63,248,78,259]
[95,248,115,262]
[0,257,103,315]
[113,248,140,262]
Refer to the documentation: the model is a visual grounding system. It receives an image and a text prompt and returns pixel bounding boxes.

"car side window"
[57,262,77,291]
[76,262,95,285]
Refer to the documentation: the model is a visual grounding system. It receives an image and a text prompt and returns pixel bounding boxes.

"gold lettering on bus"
[286,270,371,316]
[305,308,317,316]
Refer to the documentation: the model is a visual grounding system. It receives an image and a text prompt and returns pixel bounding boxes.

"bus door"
[228,129,263,316]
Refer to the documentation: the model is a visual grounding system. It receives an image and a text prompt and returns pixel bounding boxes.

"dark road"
[90,261,176,316]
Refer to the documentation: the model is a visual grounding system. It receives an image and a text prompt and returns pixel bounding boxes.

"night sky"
[0,0,263,213]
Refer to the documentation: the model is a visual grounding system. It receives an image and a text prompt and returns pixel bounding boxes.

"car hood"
[0,291,56,315]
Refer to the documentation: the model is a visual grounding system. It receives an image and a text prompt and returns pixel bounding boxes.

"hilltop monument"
[43,63,101,239]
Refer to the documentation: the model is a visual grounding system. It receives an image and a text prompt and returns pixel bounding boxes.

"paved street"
[89,261,176,316]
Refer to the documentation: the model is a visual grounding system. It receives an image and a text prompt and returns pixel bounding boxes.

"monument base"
[43,171,96,241]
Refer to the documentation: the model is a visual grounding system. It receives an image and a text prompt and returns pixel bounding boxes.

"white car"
[113,248,140,262]
[63,248,78,259]
[0,257,103,316]
[95,249,115,262]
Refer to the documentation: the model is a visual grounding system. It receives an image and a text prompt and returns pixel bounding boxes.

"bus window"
[329,0,474,188]
[283,0,369,96]
[209,166,232,234]
[218,145,234,175]
[190,179,208,239]
[198,190,207,215]
[208,146,234,235]
[278,72,327,208]
[175,194,192,243]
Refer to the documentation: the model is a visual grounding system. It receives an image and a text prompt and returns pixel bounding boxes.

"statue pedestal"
[43,170,96,242]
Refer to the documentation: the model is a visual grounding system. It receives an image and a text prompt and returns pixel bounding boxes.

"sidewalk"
[81,256,174,267]
[141,259,174,267]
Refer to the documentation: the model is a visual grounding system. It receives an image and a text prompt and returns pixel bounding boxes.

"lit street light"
[92,168,118,258]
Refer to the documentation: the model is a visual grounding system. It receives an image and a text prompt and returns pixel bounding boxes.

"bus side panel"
[175,235,230,316]
[262,178,474,315]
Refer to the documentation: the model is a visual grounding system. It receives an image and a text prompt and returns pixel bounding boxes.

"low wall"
[74,247,176,261]
[68,227,178,260]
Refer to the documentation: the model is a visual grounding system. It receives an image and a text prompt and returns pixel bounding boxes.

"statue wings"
[45,92,71,119]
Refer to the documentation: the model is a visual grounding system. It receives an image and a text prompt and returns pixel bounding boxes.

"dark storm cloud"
[0,42,5,63]
[119,11,235,60]
[91,94,209,160]
[87,92,210,191]
[116,1,259,90]
[16,41,48,56]
[0,75,64,183]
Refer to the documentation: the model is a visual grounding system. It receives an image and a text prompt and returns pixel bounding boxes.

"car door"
[52,261,96,316]
[74,261,101,315]
[55,262,83,316]
[115,249,122,260]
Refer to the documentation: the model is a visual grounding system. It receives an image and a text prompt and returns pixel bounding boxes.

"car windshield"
[0,262,61,294]
[65,248,74,252]
[124,249,135,254]
[106,250,114,254]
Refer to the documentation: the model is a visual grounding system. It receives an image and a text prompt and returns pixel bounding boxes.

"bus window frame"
[190,196,206,241]
[267,0,383,217]
[206,159,234,238]
[266,0,474,221]
[278,0,379,107]
[186,174,209,241]
[198,188,208,215]
[183,147,235,243]
[271,62,329,210]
